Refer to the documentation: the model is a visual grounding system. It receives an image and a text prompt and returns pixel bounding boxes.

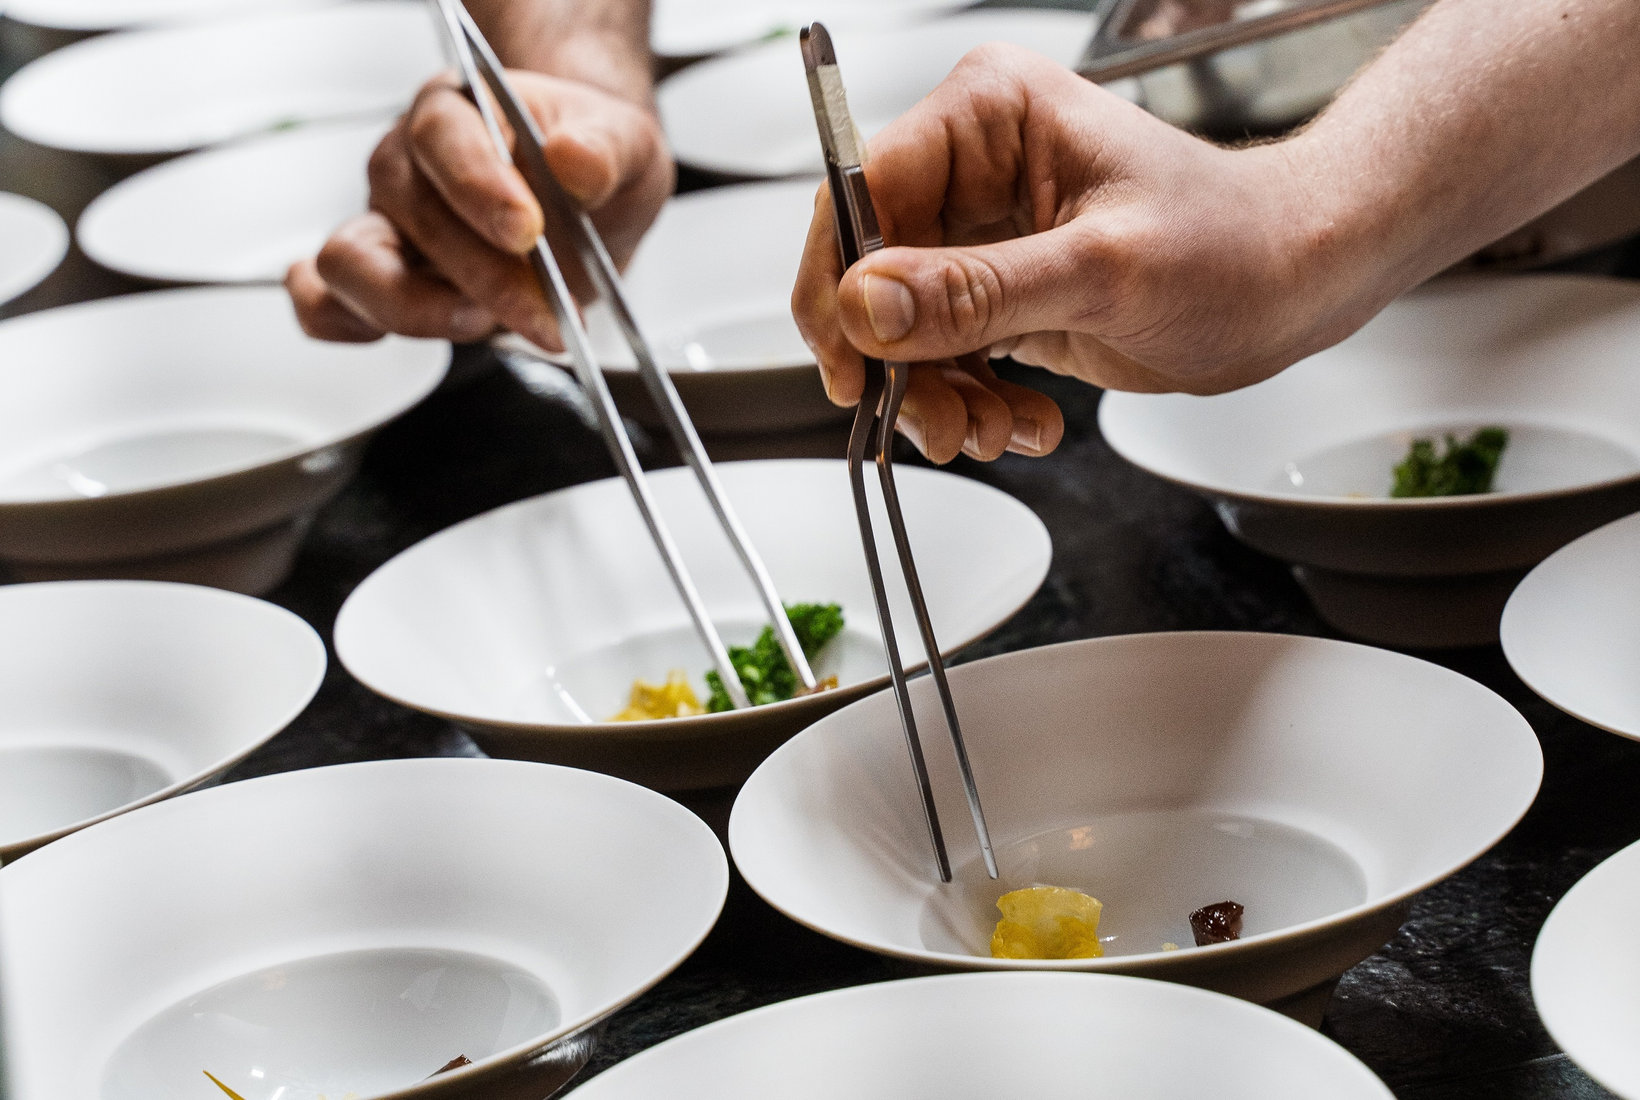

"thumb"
[835,225,1102,363]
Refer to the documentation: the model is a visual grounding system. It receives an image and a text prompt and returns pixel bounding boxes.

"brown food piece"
[1189,900,1245,946]
[428,1055,473,1078]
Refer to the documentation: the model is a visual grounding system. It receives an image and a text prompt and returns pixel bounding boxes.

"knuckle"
[939,253,1008,341]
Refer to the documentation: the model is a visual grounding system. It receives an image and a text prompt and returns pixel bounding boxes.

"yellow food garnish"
[609,670,706,721]
[989,885,1104,959]
[203,1072,247,1099]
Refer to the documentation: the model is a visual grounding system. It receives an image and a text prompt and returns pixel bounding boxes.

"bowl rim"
[333,458,1052,737]
[0,579,327,861]
[0,756,731,1099]
[729,629,1543,971]
[0,285,450,508]
[0,191,69,307]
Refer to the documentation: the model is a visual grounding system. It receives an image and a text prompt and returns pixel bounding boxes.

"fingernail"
[450,303,494,341]
[815,359,836,402]
[492,206,537,253]
[1010,417,1043,455]
[963,416,981,455]
[862,274,914,344]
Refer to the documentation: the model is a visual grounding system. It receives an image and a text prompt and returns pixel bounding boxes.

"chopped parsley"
[705,602,844,712]
[1390,427,1509,498]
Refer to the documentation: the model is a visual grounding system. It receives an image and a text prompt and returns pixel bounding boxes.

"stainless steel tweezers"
[801,22,997,883]
[428,0,814,710]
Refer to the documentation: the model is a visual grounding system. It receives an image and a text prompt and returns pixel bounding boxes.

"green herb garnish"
[705,602,844,712]
[1390,427,1509,498]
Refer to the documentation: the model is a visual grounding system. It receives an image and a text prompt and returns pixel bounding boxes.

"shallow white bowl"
[1099,275,1640,647]
[0,579,324,861]
[0,2,441,156]
[0,286,448,593]
[0,757,729,1100]
[78,117,386,284]
[515,177,842,432]
[0,192,67,307]
[658,10,1127,177]
[650,0,975,58]
[563,971,1393,1100]
[2,0,338,31]
[1502,509,1640,739]
[335,459,1050,791]
[731,631,1541,1024]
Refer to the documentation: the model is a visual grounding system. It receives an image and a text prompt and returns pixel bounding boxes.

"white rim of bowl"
[0,193,69,307]
[730,629,1543,970]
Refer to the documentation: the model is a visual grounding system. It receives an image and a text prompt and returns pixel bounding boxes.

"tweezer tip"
[799,21,835,69]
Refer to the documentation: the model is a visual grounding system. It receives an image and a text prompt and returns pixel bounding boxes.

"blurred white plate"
[79,118,388,284]
[650,0,976,58]
[0,1,441,155]
[1502,510,1640,739]
[561,972,1394,1100]
[1,0,339,31]
[1534,838,1640,1099]
[658,10,1118,177]
[0,192,66,306]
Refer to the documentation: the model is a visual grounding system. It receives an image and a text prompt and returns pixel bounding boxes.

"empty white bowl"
[335,459,1050,791]
[1,0,338,32]
[731,631,1541,1024]
[0,192,67,307]
[1100,275,1640,647]
[0,757,729,1100]
[561,972,1393,1100]
[512,177,842,433]
[658,10,1124,177]
[1502,509,1640,739]
[650,0,975,58]
[0,579,324,861]
[0,2,441,156]
[0,286,448,593]
[78,117,387,284]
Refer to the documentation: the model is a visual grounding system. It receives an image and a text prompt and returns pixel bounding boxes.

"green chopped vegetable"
[1390,427,1509,498]
[705,602,844,712]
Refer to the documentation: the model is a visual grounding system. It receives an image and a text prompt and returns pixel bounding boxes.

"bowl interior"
[1099,276,1640,504]
[1502,510,1640,739]
[0,758,728,1100]
[562,971,1392,1099]
[0,580,325,856]
[334,459,1049,731]
[731,632,1540,966]
[0,286,447,504]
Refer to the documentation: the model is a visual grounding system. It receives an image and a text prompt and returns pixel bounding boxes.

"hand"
[287,69,674,348]
[792,44,1377,464]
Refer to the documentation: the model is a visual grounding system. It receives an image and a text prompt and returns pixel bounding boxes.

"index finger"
[792,180,866,407]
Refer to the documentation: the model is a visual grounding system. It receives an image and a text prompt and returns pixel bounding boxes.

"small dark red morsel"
[1189,900,1245,946]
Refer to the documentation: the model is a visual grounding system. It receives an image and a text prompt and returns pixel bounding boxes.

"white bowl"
[2,0,339,31]
[335,459,1050,791]
[512,177,842,433]
[1502,509,1640,739]
[658,10,1127,178]
[0,579,324,861]
[650,0,976,58]
[0,2,441,156]
[0,192,67,307]
[0,286,448,593]
[731,631,1541,1024]
[1099,275,1640,647]
[561,972,1393,1100]
[78,117,386,285]
[0,757,729,1100]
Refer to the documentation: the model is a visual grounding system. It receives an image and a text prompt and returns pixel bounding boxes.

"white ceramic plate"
[1,0,339,31]
[732,632,1541,1014]
[0,757,729,1100]
[1534,838,1640,1099]
[0,1,442,155]
[658,10,1120,177]
[335,459,1051,790]
[0,579,324,861]
[78,117,387,284]
[0,285,448,593]
[0,192,67,306]
[561,972,1394,1100]
[1098,275,1640,647]
[1502,510,1640,739]
[650,0,976,58]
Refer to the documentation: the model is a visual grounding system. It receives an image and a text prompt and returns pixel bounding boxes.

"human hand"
[792,44,1378,464]
[287,69,674,348]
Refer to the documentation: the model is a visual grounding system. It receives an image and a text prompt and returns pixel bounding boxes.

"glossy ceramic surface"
[0,192,67,306]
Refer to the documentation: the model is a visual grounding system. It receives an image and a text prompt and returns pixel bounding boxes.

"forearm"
[465,0,655,106]
[1290,0,1640,307]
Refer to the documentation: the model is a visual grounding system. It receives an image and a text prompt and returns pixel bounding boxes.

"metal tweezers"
[428,0,815,710]
[801,23,996,884]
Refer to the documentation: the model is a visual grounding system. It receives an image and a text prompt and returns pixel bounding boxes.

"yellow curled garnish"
[609,670,706,721]
[989,885,1104,959]
[203,1072,248,1100]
